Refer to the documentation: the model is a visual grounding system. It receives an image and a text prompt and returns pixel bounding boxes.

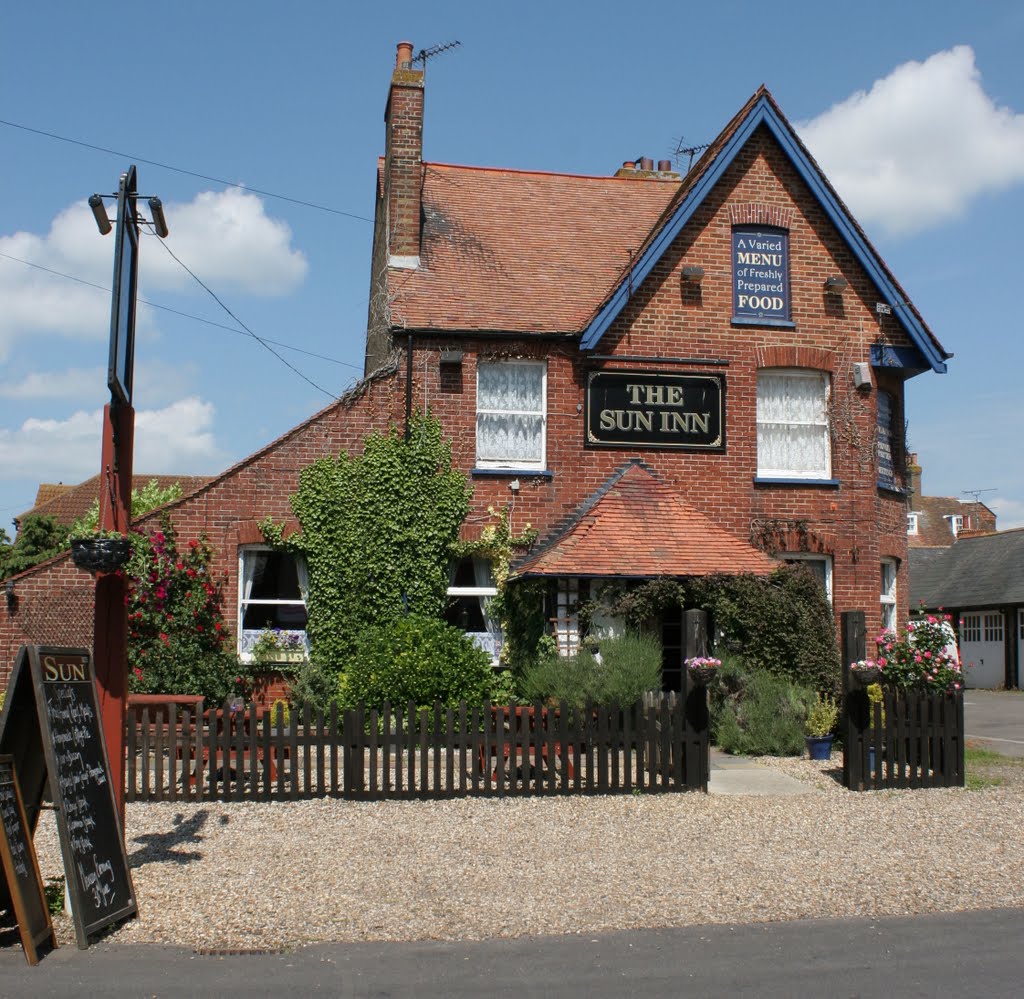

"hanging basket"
[687,665,718,686]
[71,537,131,573]
[851,667,883,687]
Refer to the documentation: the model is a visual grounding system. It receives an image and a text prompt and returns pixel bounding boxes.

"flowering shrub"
[249,627,308,666]
[126,522,250,705]
[874,612,966,692]
[685,656,722,672]
[850,658,882,679]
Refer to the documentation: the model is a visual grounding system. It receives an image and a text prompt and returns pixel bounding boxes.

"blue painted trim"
[731,317,796,329]
[877,483,907,497]
[580,96,948,374]
[753,477,840,488]
[870,344,928,372]
[472,468,554,480]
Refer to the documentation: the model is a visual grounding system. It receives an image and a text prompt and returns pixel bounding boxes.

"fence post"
[683,609,710,787]
[841,611,867,790]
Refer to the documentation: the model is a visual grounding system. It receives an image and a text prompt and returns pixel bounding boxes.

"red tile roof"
[15,474,211,529]
[387,164,678,332]
[513,461,776,578]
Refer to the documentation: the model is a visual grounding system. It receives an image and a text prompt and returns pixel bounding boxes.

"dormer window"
[907,513,919,535]
[945,514,963,538]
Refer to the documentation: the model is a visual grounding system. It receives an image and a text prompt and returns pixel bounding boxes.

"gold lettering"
[599,409,616,431]
[44,656,59,681]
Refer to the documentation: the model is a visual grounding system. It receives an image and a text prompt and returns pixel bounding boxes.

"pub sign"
[586,370,724,451]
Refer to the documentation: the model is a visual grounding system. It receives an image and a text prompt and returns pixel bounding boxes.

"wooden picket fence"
[843,687,964,791]
[125,692,709,802]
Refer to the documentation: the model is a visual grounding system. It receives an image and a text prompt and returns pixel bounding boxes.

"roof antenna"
[961,488,996,504]
[412,40,462,75]
[670,136,711,174]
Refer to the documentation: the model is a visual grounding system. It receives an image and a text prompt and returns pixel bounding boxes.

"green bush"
[340,615,493,709]
[710,656,816,755]
[518,633,662,711]
[287,659,338,713]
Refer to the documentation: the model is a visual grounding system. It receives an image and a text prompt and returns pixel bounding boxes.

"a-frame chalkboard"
[0,755,56,964]
[0,646,136,949]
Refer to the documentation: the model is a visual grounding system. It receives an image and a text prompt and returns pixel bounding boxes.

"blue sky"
[2,1,1023,531]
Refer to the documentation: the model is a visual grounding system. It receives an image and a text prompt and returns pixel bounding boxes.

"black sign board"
[107,165,139,406]
[586,370,725,451]
[0,755,56,964]
[0,646,136,949]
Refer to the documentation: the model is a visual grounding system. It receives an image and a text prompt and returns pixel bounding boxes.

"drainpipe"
[404,333,413,441]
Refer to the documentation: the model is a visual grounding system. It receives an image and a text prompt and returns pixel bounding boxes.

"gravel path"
[30,758,1024,952]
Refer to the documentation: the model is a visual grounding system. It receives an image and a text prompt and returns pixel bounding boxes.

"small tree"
[126,521,246,705]
[0,514,67,579]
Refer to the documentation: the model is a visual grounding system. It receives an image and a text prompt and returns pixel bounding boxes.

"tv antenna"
[961,488,996,504]
[671,136,711,173]
[412,40,462,73]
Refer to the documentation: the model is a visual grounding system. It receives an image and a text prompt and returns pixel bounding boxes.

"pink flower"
[878,657,887,666]
[927,615,937,624]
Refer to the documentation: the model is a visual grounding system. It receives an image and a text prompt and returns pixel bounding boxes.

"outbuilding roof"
[910,529,1024,609]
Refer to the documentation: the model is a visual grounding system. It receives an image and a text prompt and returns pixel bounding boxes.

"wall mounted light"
[4,579,15,610]
[89,194,112,235]
[439,349,464,366]
[824,276,848,296]
[682,265,705,284]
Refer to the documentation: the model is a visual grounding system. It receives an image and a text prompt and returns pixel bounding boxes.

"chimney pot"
[657,159,672,172]
[621,160,635,170]
[640,157,654,171]
[396,40,414,69]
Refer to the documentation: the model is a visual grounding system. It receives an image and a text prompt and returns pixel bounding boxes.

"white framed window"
[782,553,833,605]
[756,369,831,479]
[238,546,309,660]
[445,557,501,664]
[945,514,963,537]
[907,513,919,535]
[553,578,581,657]
[476,360,546,469]
[880,559,897,633]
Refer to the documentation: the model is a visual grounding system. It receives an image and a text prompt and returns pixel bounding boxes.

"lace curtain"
[477,363,544,464]
[757,371,829,477]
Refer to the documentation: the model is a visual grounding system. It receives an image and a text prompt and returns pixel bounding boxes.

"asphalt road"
[964,689,1024,757]
[1,908,1023,997]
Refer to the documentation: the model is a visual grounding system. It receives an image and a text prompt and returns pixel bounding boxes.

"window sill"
[472,468,553,480]
[731,317,796,329]
[877,482,907,496]
[754,477,840,488]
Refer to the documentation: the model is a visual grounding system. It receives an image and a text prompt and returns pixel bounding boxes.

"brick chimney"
[383,40,424,268]
[906,452,922,504]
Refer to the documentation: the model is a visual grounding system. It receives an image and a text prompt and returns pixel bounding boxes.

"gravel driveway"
[28,755,1024,952]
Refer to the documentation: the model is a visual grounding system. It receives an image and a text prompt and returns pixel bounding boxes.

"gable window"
[476,360,546,470]
[877,390,899,490]
[880,559,897,633]
[732,226,790,323]
[782,553,833,605]
[238,547,309,660]
[945,514,963,538]
[757,370,831,479]
[907,513,919,535]
[445,557,501,664]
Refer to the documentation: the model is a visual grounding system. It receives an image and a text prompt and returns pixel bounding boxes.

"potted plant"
[849,658,883,686]
[804,693,839,760]
[249,627,308,666]
[69,528,132,573]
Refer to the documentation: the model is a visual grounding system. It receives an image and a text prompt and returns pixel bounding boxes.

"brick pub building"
[0,41,950,691]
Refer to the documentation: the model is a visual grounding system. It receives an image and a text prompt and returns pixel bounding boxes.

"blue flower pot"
[805,735,834,761]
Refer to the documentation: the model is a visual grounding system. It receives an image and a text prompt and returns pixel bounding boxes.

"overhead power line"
[0,251,360,370]
[0,117,375,223]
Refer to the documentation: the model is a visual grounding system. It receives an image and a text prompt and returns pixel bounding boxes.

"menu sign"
[0,755,56,964]
[0,646,136,949]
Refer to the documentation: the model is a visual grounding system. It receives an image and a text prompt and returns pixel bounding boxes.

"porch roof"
[512,460,776,579]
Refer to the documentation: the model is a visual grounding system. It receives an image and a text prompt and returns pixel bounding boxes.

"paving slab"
[707,749,811,795]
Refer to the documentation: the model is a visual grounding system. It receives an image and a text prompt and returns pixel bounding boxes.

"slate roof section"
[15,474,212,529]
[386,164,678,333]
[512,460,776,579]
[910,529,1024,608]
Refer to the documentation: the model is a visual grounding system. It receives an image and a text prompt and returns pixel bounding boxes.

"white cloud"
[799,46,1024,236]
[988,497,1024,532]
[0,397,224,483]
[0,189,307,359]
[0,367,105,400]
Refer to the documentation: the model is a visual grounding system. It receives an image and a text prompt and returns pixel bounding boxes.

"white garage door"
[959,611,1004,689]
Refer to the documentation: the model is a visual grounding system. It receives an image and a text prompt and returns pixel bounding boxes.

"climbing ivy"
[285,413,471,668]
